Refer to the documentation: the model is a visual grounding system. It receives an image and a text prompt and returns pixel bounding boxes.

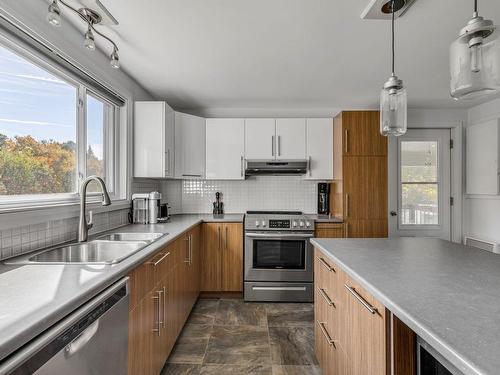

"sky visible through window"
[0,46,103,159]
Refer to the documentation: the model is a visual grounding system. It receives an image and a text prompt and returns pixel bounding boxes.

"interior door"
[389,129,451,240]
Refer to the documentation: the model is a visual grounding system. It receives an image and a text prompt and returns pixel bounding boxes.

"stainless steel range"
[244,211,314,302]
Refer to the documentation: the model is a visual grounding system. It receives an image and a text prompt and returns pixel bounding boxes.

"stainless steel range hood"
[245,160,309,176]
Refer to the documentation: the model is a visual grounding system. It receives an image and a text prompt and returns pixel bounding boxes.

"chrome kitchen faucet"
[78,176,111,242]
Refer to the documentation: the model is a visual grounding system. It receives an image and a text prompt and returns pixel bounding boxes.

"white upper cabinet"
[275,118,306,159]
[466,119,500,194]
[174,112,206,179]
[305,118,333,180]
[134,101,174,178]
[245,118,276,159]
[206,119,245,180]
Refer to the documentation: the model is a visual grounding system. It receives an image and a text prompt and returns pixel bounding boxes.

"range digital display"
[269,220,290,229]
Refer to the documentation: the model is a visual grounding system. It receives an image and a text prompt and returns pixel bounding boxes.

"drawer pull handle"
[148,252,170,267]
[317,320,336,348]
[318,287,335,307]
[317,257,335,272]
[344,284,376,314]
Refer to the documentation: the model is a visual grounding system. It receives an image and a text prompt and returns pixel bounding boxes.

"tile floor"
[161,299,320,375]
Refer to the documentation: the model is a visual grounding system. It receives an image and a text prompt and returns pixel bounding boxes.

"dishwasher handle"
[64,320,99,358]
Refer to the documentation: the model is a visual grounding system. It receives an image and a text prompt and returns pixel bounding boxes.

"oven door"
[244,232,313,282]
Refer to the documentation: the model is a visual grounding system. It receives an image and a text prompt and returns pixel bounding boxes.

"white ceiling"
[94,0,500,111]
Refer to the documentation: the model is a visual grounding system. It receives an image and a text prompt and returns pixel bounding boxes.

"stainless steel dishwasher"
[0,277,129,375]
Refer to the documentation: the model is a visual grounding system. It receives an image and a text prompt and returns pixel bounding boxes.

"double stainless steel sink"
[6,232,167,265]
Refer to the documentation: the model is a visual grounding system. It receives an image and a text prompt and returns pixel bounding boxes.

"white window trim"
[0,34,127,212]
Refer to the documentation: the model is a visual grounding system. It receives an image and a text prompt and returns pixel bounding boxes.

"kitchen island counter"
[311,237,500,375]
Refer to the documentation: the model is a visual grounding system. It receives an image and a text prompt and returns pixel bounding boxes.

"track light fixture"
[46,0,121,69]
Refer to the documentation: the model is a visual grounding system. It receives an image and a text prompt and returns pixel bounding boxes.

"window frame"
[0,36,123,210]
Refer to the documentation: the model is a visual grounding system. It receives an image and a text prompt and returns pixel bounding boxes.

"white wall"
[464,97,500,243]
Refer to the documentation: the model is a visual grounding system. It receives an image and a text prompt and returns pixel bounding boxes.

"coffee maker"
[317,183,330,215]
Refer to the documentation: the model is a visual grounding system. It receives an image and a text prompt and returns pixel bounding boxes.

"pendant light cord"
[391,0,395,75]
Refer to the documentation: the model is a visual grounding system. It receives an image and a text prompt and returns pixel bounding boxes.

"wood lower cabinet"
[315,223,344,238]
[314,247,416,375]
[201,222,243,292]
[128,224,201,375]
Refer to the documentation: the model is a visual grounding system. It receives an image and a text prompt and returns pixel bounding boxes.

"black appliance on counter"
[317,183,330,215]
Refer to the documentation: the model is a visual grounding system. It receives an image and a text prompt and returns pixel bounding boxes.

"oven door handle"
[245,232,314,239]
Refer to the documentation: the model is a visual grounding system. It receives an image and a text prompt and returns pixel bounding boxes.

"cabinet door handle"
[317,321,336,348]
[225,227,228,250]
[317,256,335,272]
[318,287,335,307]
[308,156,312,177]
[162,286,166,328]
[241,156,244,178]
[147,252,170,267]
[345,223,349,238]
[278,135,281,156]
[272,135,275,157]
[344,129,349,154]
[182,174,202,178]
[151,293,161,336]
[345,193,349,218]
[184,236,190,263]
[189,234,193,265]
[345,284,377,314]
[165,149,170,174]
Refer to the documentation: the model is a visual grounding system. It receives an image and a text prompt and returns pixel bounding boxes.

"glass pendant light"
[450,0,500,100]
[110,47,120,69]
[47,0,61,27]
[83,26,96,51]
[380,0,407,137]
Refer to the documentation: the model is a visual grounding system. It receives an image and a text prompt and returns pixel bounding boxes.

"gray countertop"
[311,237,500,375]
[0,214,243,362]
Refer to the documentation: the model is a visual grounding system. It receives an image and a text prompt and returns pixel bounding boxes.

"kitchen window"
[0,41,121,208]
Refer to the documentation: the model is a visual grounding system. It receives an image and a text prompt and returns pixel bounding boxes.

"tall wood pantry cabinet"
[330,111,388,238]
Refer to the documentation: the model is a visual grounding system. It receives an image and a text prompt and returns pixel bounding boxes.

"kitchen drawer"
[314,249,339,299]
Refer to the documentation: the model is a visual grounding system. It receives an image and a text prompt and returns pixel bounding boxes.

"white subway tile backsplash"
[164,176,319,214]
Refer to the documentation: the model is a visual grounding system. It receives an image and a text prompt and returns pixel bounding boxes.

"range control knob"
[255,221,260,227]
[261,221,267,227]
[305,221,311,228]
[299,221,305,228]
[292,221,298,228]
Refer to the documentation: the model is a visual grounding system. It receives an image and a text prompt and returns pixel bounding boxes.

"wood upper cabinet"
[340,111,387,157]
[201,222,243,292]
[331,111,388,238]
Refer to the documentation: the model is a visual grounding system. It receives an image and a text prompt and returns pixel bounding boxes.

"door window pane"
[401,141,438,182]
[401,184,438,225]
[400,141,439,226]
[0,46,77,196]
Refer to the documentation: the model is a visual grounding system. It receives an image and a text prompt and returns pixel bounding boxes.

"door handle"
[344,129,349,154]
[272,135,275,157]
[225,227,228,250]
[390,211,398,217]
[147,252,170,267]
[317,256,335,272]
[278,135,281,157]
[241,156,244,178]
[184,236,190,263]
[318,287,335,307]
[151,293,161,336]
[345,193,349,218]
